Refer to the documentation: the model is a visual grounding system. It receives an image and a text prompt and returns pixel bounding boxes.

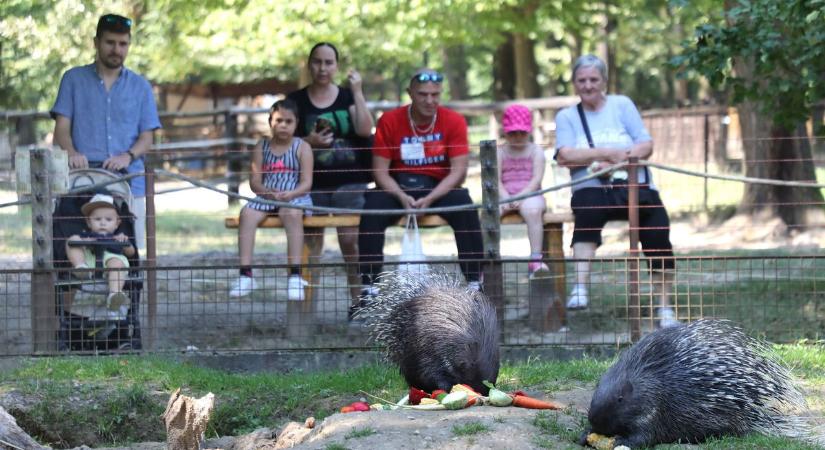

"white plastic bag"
[399,214,429,275]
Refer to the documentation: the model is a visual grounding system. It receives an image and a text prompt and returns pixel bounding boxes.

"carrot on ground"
[511,394,564,410]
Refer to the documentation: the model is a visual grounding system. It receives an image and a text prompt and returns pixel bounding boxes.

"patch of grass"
[345,427,376,439]
[324,443,350,450]
[532,410,583,444]
[775,342,825,385]
[1,344,823,449]
[498,357,611,392]
[657,433,823,450]
[16,378,166,448]
[0,204,32,255]
[96,383,161,444]
[451,420,490,436]
[567,253,825,343]
[0,356,405,447]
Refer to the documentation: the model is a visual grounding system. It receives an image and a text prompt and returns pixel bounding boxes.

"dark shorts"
[571,187,674,271]
[310,183,367,210]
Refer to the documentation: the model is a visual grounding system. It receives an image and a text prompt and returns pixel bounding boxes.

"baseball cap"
[502,104,532,134]
[81,193,118,217]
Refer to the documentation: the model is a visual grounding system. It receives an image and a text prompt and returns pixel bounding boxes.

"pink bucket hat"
[502,104,532,133]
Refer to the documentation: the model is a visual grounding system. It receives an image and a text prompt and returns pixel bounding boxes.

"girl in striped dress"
[230,99,313,300]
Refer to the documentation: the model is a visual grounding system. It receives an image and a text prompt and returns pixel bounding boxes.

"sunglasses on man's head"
[103,14,132,28]
[412,72,444,83]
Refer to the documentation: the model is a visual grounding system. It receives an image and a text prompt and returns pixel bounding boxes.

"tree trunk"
[443,45,469,100]
[663,3,687,107]
[738,101,825,227]
[0,406,46,450]
[732,41,825,228]
[543,34,564,95]
[513,33,540,99]
[596,2,618,93]
[606,7,618,93]
[493,33,515,101]
[813,102,824,154]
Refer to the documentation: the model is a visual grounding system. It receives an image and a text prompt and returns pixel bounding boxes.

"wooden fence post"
[145,154,158,350]
[479,140,503,315]
[16,117,37,147]
[29,148,56,352]
[627,157,641,342]
[224,110,240,207]
[703,113,710,212]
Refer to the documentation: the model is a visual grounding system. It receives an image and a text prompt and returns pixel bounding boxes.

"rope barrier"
[3,160,824,212]
[153,165,616,216]
[642,161,825,188]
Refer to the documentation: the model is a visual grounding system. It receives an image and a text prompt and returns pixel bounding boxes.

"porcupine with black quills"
[355,270,500,395]
[581,319,814,448]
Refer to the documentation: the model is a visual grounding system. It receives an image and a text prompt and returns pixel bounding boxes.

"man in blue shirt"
[51,13,161,253]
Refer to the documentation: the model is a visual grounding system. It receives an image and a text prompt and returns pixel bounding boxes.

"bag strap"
[575,103,602,185]
[576,103,595,149]
[576,102,651,186]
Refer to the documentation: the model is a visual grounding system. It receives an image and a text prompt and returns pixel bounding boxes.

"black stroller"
[53,169,142,351]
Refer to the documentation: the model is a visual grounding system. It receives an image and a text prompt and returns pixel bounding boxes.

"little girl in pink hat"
[498,104,549,277]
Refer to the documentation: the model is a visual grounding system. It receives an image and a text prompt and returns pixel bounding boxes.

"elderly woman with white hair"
[554,54,677,328]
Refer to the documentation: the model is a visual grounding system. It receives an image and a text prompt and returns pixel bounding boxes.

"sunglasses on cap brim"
[102,14,132,28]
[411,72,444,83]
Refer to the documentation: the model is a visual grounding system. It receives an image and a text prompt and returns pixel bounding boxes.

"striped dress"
[246,137,313,214]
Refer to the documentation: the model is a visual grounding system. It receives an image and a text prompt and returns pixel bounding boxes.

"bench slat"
[224,212,573,229]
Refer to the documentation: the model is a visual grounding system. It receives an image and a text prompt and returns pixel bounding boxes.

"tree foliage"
[674,0,825,128]
[673,0,825,226]
[2,0,719,111]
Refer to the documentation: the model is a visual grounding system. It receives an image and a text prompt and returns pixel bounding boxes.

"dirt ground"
[276,387,595,450]
[34,382,825,449]
[53,386,595,450]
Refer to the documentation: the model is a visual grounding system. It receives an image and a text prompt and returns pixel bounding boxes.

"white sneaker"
[107,306,129,321]
[287,275,308,301]
[566,285,588,310]
[229,276,256,297]
[657,307,680,328]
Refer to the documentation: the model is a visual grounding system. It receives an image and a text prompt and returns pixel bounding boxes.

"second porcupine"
[355,270,500,395]
[581,319,812,448]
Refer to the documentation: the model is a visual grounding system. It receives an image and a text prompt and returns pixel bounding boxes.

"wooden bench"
[225,211,573,333]
[223,212,572,256]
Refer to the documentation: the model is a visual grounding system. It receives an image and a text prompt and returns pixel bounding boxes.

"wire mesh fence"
[2,255,824,356]
[2,103,825,355]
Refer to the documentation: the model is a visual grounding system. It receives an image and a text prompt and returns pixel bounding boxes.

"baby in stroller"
[65,192,135,319]
[54,168,142,351]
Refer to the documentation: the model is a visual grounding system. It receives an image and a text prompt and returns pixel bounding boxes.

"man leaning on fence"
[51,13,161,255]
[356,69,485,308]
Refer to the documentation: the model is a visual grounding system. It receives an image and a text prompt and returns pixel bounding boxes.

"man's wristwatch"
[126,150,136,163]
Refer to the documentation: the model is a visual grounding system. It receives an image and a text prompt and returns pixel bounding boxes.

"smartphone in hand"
[314,117,333,134]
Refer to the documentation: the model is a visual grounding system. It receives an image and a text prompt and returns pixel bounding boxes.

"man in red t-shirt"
[356,69,484,305]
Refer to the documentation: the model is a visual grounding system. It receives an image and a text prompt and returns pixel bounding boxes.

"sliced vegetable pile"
[341,381,564,413]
